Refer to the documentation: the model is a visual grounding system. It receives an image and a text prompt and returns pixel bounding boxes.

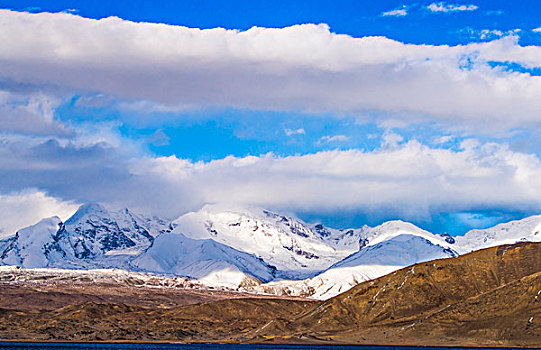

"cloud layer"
[138,141,541,217]
[1,10,541,132]
[2,129,541,233]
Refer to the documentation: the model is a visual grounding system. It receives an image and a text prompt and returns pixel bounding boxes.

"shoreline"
[0,339,539,348]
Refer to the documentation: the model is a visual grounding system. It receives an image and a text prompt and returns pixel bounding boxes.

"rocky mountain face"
[0,203,170,270]
[1,202,541,298]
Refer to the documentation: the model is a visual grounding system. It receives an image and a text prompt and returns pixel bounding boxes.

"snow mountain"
[0,216,62,268]
[254,223,459,299]
[171,204,362,279]
[2,202,541,299]
[307,234,458,299]
[0,203,170,269]
[454,215,541,253]
[132,231,277,288]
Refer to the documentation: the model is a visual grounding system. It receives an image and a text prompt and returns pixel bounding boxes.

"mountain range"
[1,241,539,346]
[1,202,540,299]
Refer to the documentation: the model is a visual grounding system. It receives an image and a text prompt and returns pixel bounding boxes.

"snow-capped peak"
[455,215,541,253]
[1,203,171,271]
[362,220,453,249]
[0,216,62,268]
[171,204,355,278]
[64,202,108,225]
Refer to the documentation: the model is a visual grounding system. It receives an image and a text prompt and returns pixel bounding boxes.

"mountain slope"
[401,271,541,344]
[0,217,62,268]
[297,234,457,299]
[0,203,170,270]
[132,231,278,288]
[171,204,360,279]
[0,297,318,342]
[456,215,541,253]
[253,227,458,299]
[265,242,541,345]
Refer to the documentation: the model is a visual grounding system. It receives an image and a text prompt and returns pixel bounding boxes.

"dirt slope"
[259,242,541,346]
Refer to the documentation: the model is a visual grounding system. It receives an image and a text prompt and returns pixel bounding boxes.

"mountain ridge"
[1,202,541,299]
[255,241,541,346]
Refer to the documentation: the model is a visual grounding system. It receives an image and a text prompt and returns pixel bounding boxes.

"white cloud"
[320,135,350,143]
[533,28,541,33]
[382,7,408,17]
[427,2,478,13]
[0,190,79,237]
[3,131,541,227]
[0,90,71,136]
[131,140,541,222]
[380,130,404,149]
[433,135,454,145]
[284,128,305,136]
[461,28,521,40]
[0,10,541,132]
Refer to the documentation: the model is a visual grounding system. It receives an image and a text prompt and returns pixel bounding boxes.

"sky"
[0,0,541,236]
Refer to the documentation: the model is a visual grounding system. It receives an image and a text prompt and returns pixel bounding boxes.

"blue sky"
[0,1,540,235]
[3,0,541,45]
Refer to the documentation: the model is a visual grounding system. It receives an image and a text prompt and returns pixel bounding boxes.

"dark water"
[0,344,534,350]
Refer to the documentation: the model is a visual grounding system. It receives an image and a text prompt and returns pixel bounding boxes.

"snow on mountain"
[455,215,541,253]
[132,232,277,288]
[3,202,541,298]
[0,203,170,270]
[170,207,462,293]
[0,265,198,289]
[171,204,360,279]
[52,203,168,263]
[358,220,455,248]
[255,234,458,299]
[0,217,62,268]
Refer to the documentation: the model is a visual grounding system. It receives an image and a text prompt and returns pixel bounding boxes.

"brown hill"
[259,242,541,346]
[0,298,318,341]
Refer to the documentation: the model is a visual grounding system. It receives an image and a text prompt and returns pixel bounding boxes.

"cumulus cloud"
[0,190,78,237]
[427,2,478,13]
[0,10,541,132]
